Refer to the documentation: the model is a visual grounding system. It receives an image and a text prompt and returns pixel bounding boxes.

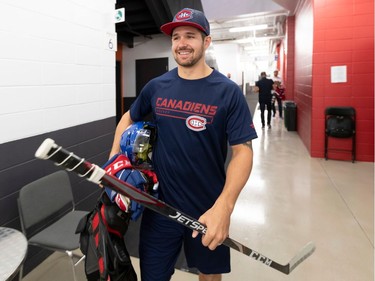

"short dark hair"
[200,30,207,40]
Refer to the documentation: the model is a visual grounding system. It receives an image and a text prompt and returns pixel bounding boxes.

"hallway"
[225,106,374,280]
[23,101,374,281]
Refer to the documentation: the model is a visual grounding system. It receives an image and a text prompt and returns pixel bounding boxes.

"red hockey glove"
[141,169,159,195]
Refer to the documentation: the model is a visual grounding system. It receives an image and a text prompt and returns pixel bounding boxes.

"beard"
[173,45,204,67]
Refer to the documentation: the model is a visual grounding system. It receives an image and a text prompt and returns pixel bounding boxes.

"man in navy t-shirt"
[109,8,258,281]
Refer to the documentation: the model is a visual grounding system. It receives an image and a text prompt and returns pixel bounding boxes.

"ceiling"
[203,0,299,57]
[209,11,288,55]
[115,0,203,47]
[115,0,298,56]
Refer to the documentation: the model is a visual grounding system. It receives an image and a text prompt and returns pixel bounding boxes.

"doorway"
[116,57,169,122]
[135,57,169,97]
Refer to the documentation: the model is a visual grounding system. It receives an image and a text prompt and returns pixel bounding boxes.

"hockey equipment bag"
[76,191,137,281]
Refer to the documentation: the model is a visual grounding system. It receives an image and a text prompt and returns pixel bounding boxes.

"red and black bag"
[76,192,137,281]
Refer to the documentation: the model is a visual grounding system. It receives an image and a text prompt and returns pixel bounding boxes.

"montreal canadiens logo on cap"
[186,115,207,131]
[175,9,193,21]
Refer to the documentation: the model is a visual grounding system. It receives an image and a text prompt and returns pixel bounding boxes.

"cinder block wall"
[0,0,118,274]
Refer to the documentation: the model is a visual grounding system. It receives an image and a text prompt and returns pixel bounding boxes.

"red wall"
[311,0,374,161]
[288,0,374,162]
[285,16,295,101]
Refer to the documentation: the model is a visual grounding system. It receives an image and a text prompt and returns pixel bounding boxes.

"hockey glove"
[102,153,158,221]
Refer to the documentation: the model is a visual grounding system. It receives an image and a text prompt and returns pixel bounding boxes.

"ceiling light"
[229,24,268,33]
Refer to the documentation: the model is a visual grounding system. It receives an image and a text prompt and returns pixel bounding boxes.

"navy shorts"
[139,209,230,281]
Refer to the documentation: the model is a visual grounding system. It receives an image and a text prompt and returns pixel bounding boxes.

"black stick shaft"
[35,138,315,275]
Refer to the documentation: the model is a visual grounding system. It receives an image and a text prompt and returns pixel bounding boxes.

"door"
[136,57,169,97]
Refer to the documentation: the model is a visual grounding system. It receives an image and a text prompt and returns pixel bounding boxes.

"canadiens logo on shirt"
[186,115,207,131]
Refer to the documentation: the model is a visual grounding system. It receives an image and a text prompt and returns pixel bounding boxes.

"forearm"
[109,111,133,158]
[196,141,254,249]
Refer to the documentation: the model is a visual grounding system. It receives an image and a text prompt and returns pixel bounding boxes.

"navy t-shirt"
[130,68,257,218]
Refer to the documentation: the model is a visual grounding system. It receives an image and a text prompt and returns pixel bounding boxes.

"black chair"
[18,170,89,281]
[324,106,356,162]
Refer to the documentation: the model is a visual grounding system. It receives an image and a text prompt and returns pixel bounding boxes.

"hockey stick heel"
[35,138,315,275]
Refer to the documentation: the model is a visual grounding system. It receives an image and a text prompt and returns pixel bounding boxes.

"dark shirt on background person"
[255,72,274,129]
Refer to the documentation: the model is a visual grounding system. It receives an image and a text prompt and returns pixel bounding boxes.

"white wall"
[122,34,177,97]
[213,43,241,84]
[213,43,259,89]
[0,0,116,144]
[214,44,279,88]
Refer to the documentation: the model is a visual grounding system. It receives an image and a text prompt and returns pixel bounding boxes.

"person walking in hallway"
[254,71,274,129]
[109,8,258,281]
[272,70,284,118]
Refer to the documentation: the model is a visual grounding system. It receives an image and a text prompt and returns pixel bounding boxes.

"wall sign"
[331,65,347,83]
[114,8,125,23]
[106,32,117,51]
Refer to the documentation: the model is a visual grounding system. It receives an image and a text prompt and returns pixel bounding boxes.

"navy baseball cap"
[160,8,210,36]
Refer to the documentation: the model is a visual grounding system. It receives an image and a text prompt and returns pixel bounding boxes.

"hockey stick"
[35,138,315,275]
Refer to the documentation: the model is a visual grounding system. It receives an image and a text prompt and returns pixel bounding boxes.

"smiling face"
[171,26,211,68]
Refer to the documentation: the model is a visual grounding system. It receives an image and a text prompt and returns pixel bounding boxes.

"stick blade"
[288,241,316,274]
